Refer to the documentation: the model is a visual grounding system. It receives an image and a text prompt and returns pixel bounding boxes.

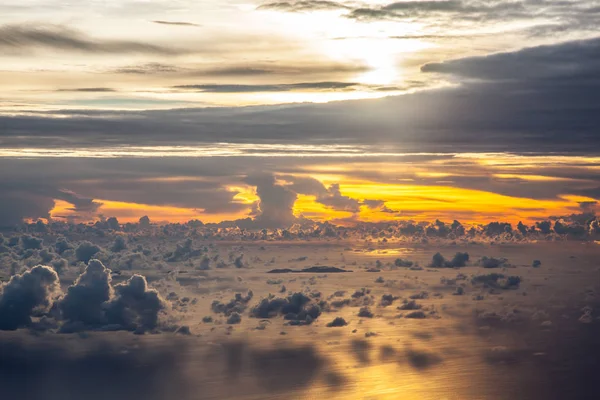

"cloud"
[151,20,200,27]
[421,38,600,83]
[0,336,191,400]
[0,24,184,55]
[57,88,117,92]
[60,259,113,327]
[282,176,360,212]
[112,62,181,75]
[60,259,166,332]
[0,192,54,227]
[172,81,359,93]
[0,265,61,330]
[258,1,349,12]
[244,175,297,228]
[4,38,599,151]
[346,0,528,23]
[105,274,165,331]
[109,61,368,76]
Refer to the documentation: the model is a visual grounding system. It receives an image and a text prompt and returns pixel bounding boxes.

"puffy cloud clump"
[250,292,324,325]
[75,241,102,263]
[110,235,127,252]
[429,252,469,268]
[211,291,254,316]
[0,265,61,330]
[20,235,43,250]
[54,237,72,254]
[60,259,166,332]
[60,259,113,327]
[105,274,165,331]
[327,317,348,327]
[471,273,522,289]
[477,256,509,268]
[0,255,166,333]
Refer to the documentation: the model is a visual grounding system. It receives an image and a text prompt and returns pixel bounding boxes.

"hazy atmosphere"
[1,1,599,399]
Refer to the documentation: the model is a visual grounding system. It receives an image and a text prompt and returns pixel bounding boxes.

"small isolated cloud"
[57,87,117,92]
[152,20,200,27]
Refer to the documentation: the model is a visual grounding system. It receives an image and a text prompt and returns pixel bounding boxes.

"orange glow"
[50,199,252,224]
[291,182,596,225]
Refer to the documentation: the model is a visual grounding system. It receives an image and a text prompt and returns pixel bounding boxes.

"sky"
[1,0,600,226]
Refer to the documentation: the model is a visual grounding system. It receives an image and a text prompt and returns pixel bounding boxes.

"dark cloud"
[151,20,200,27]
[0,192,53,227]
[0,24,184,55]
[0,265,61,330]
[421,38,600,83]
[0,337,191,400]
[172,81,359,93]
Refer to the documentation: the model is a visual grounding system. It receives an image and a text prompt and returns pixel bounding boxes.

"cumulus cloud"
[250,292,324,325]
[60,259,113,327]
[105,274,165,331]
[60,259,166,332]
[0,265,61,330]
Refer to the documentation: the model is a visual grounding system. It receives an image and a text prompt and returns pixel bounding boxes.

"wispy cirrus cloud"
[258,1,350,12]
[0,24,185,55]
[172,81,359,93]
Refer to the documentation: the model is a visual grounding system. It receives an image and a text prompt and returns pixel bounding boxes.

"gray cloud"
[283,176,360,212]
[421,37,600,83]
[0,24,184,55]
[151,20,200,27]
[109,62,369,78]
[57,88,117,92]
[1,38,600,225]
[244,175,297,228]
[172,81,359,93]
[4,39,599,150]
[259,1,349,12]
[60,259,113,327]
[60,259,166,332]
[340,0,600,40]
[105,275,165,331]
[112,63,182,75]
[346,1,530,23]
